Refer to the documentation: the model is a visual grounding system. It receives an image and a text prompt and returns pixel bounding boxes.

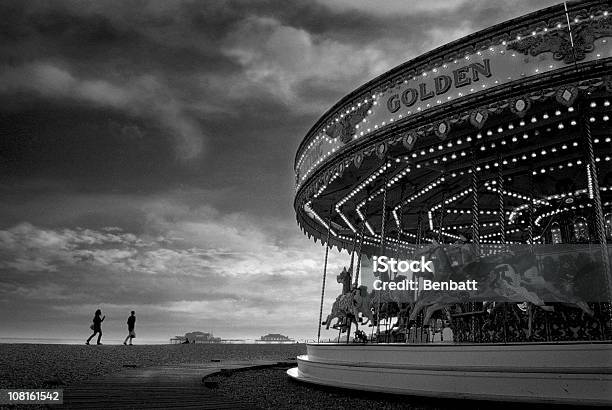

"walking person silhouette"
[86,309,105,345]
[123,311,136,345]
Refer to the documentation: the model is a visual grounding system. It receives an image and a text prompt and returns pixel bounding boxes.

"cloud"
[221,16,397,113]
[0,222,148,272]
[426,20,474,50]
[0,62,204,161]
[317,0,473,16]
[0,198,349,339]
[6,257,58,273]
[316,0,559,21]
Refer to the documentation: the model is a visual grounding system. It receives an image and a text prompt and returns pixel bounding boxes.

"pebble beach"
[1,343,580,409]
[0,343,305,389]
[215,365,578,410]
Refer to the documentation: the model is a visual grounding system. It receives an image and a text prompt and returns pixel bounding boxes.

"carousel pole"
[416,209,423,246]
[497,155,506,247]
[394,193,410,342]
[316,212,333,344]
[387,186,406,344]
[345,322,351,344]
[348,231,358,282]
[470,150,480,254]
[528,168,548,340]
[354,205,368,342]
[376,173,389,342]
[437,188,447,244]
[411,208,424,344]
[394,185,407,273]
[582,113,612,316]
[353,203,368,289]
[470,149,480,341]
[379,176,389,255]
[435,184,449,342]
[527,169,535,248]
[394,205,404,261]
[346,230,359,344]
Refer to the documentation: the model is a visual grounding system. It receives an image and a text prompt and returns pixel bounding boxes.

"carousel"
[287,0,612,405]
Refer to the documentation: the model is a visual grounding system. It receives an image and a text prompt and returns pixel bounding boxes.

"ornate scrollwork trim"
[507,14,612,63]
[324,100,373,144]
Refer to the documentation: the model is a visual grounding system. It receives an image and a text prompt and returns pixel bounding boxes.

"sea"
[0,337,306,345]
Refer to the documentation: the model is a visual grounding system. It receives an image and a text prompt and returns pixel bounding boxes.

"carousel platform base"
[287,342,612,406]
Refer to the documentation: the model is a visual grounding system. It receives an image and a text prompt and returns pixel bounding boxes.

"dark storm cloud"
[0,0,560,340]
[0,0,560,179]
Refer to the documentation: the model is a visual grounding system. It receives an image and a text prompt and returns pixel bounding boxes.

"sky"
[0,0,561,343]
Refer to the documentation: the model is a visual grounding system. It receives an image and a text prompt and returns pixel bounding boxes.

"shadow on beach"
[217,364,586,410]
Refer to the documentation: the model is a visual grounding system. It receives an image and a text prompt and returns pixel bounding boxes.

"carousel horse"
[409,246,538,331]
[476,262,544,339]
[521,266,594,317]
[492,255,594,319]
[411,244,597,341]
[352,285,376,325]
[370,274,414,306]
[322,268,375,330]
[495,250,595,318]
[338,266,351,294]
[370,274,415,331]
[322,268,353,329]
[323,285,375,330]
[489,263,546,305]
[407,242,479,326]
[409,289,468,324]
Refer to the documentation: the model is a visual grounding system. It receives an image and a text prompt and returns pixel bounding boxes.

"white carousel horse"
[486,263,594,318]
[338,266,351,294]
[322,286,375,330]
[408,290,468,324]
[322,268,375,330]
[520,265,594,316]
[322,269,352,329]
[409,244,595,339]
[370,274,415,306]
[407,242,476,325]
[370,274,416,332]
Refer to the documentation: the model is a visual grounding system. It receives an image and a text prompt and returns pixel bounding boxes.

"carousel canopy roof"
[294,0,612,256]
